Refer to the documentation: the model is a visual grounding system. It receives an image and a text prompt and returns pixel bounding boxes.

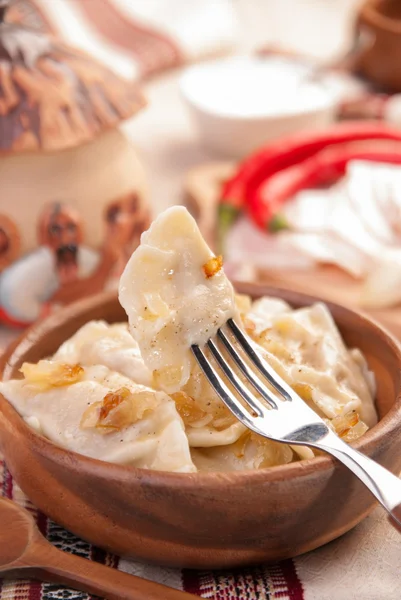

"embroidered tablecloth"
[1,454,400,600]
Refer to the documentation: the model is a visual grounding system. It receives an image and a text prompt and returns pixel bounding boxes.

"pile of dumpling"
[0,208,377,473]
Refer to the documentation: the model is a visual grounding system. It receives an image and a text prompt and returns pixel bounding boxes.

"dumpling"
[191,433,294,472]
[244,296,292,335]
[119,206,236,393]
[244,301,377,428]
[0,361,195,473]
[173,361,314,461]
[53,320,152,386]
[176,298,376,463]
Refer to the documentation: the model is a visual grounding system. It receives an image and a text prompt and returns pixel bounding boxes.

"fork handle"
[318,430,401,532]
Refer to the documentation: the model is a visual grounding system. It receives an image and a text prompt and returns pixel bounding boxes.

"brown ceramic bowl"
[0,285,401,569]
[353,0,401,92]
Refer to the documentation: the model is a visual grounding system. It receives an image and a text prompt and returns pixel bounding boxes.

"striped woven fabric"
[0,453,304,599]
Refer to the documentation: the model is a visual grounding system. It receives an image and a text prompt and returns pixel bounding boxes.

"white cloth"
[0,246,99,322]
[384,94,401,126]
[296,507,401,600]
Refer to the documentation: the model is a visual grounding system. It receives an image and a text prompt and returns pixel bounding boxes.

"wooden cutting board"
[183,162,401,342]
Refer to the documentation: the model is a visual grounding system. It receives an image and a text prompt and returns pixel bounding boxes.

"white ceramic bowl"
[180,56,337,158]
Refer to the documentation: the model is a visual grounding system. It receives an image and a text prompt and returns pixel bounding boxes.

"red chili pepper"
[0,306,31,329]
[248,140,401,230]
[219,122,401,235]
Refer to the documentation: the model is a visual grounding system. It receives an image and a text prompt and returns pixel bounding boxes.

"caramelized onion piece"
[154,366,184,391]
[243,317,257,334]
[233,431,293,467]
[172,389,235,430]
[172,391,211,426]
[202,255,223,278]
[233,430,252,459]
[81,386,160,434]
[235,294,252,317]
[259,337,293,361]
[20,360,84,390]
[292,383,313,403]
[328,410,368,442]
[212,412,237,430]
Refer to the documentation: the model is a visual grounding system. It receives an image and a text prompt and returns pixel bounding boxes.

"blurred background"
[130,0,364,207]
[2,0,401,345]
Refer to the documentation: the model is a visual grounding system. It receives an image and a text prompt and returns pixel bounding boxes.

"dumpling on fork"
[119,206,236,393]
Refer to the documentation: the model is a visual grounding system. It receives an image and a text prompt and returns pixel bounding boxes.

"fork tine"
[207,339,270,416]
[191,344,258,430]
[217,328,278,409]
[227,319,293,402]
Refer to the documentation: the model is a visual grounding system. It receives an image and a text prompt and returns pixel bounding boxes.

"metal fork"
[192,318,401,532]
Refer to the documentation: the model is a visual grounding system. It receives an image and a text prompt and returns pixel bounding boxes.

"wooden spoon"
[0,497,197,600]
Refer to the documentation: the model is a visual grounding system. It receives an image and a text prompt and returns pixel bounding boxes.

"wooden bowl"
[1,285,401,569]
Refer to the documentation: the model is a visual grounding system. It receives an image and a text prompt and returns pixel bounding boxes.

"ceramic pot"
[0,2,149,327]
[353,0,401,92]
